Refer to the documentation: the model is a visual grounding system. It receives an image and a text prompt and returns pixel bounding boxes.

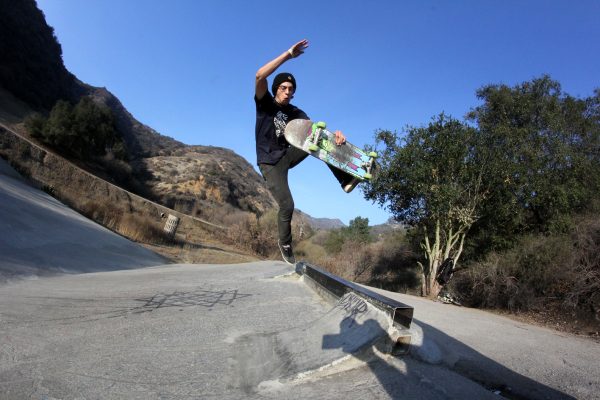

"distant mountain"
[370,217,405,236]
[295,209,345,230]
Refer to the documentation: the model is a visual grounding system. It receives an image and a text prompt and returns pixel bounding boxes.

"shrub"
[298,228,420,293]
[24,113,46,138]
[223,211,269,256]
[451,215,600,325]
[318,240,376,283]
[451,235,571,311]
[563,217,600,321]
[323,216,374,254]
[295,239,328,260]
[100,152,133,184]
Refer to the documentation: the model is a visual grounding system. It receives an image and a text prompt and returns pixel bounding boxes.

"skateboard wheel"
[364,173,372,180]
[316,121,327,129]
[308,144,319,152]
[368,151,378,158]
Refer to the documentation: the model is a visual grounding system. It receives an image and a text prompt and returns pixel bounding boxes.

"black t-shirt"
[255,91,308,165]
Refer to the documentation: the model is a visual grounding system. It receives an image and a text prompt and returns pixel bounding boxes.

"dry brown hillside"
[143,145,275,220]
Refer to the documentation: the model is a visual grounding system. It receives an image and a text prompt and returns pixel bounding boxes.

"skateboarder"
[255,39,358,265]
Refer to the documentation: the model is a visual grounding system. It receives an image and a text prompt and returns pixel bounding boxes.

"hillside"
[143,145,275,217]
[0,0,277,225]
[87,87,185,158]
[0,0,82,109]
[86,86,277,218]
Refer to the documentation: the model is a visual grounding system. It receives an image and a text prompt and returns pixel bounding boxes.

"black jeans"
[259,147,349,245]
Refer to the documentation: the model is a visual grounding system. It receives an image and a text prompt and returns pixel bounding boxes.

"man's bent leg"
[327,164,359,192]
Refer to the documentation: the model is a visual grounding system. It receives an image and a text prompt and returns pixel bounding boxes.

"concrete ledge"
[295,261,414,330]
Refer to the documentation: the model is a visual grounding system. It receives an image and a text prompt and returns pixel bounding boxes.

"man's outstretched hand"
[289,39,309,58]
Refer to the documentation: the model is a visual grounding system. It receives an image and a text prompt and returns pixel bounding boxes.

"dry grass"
[79,200,173,245]
[296,231,420,293]
[118,214,171,244]
[77,200,260,264]
[142,242,259,264]
[219,209,309,259]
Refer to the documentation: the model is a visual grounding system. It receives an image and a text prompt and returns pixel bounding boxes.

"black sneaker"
[342,177,361,193]
[278,240,296,265]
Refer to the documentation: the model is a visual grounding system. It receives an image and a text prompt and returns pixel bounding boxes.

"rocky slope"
[0,0,276,223]
[143,145,275,217]
[87,86,277,218]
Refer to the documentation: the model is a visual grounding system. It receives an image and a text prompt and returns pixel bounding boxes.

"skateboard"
[284,119,377,181]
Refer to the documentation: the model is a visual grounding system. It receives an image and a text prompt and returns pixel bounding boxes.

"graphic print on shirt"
[274,111,288,137]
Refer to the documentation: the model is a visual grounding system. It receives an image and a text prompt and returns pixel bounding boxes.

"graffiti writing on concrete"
[133,289,252,313]
[335,292,368,320]
[20,288,253,325]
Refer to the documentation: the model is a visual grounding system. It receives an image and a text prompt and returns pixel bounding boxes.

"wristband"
[288,49,294,58]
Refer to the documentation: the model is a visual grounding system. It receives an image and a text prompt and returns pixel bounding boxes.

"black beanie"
[272,72,296,96]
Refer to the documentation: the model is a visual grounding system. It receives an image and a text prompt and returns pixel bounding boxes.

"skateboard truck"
[363,151,378,180]
[308,121,327,152]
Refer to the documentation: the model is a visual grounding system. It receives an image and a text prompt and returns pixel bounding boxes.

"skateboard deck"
[284,119,377,181]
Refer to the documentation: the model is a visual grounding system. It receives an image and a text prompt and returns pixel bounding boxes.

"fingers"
[335,130,346,145]
[294,39,309,50]
[290,39,309,57]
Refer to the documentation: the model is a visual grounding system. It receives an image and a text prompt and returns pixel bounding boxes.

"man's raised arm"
[255,39,309,100]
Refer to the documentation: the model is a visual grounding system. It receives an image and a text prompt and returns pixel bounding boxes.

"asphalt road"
[1,158,599,399]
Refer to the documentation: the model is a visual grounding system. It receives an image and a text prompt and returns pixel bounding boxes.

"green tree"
[43,100,74,149]
[26,96,126,160]
[324,230,346,254]
[72,96,120,157]
[347,216,372,243]
[363,76,599,299]
[24,113,46,138]
[324,216,373,254]
[365,114,486,297]
[466,76,600,256]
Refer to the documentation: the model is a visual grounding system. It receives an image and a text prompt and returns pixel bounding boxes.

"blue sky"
[36,0,600,226]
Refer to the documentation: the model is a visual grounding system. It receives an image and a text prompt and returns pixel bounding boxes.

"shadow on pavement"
[321,315,575,399]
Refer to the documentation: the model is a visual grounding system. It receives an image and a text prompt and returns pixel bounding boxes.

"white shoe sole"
[278,241,296,265]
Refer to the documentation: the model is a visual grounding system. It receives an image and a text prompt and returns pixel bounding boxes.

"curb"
[295,261,414,354]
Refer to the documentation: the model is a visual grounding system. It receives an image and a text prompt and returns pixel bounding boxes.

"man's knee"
[279,198,295,219]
